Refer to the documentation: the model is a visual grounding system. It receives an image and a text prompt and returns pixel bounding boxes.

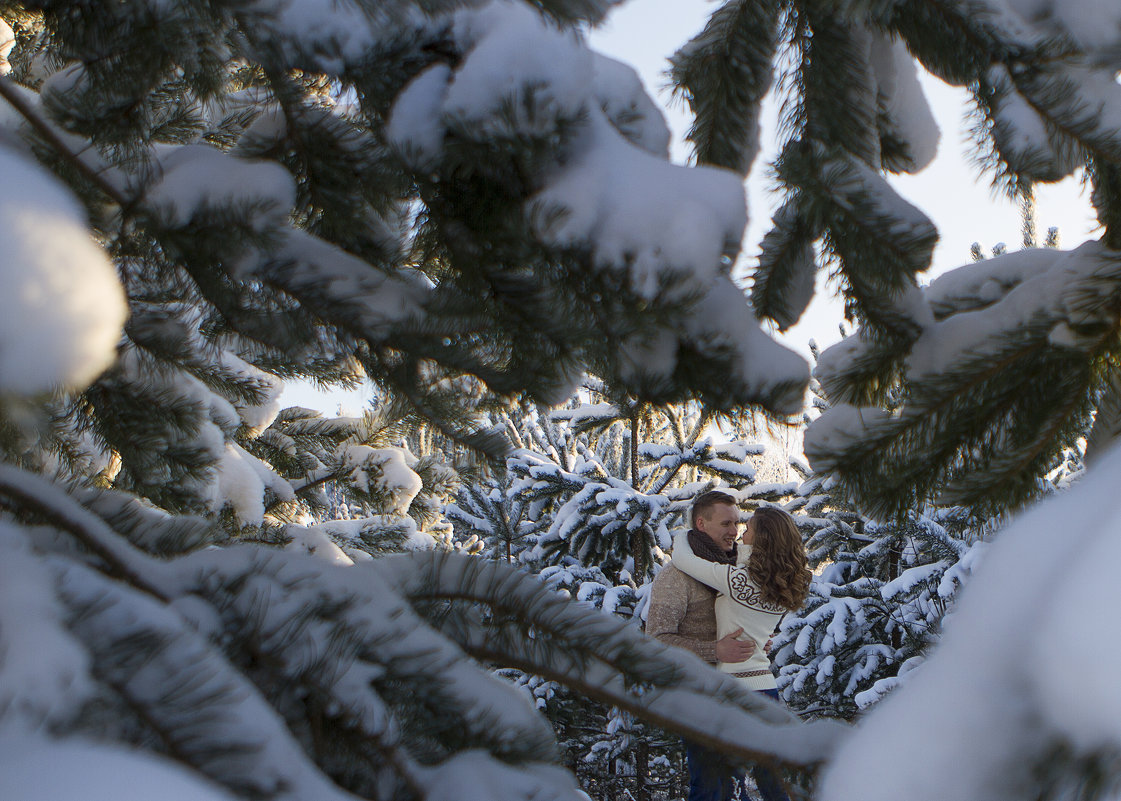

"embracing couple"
[646,490,811,801]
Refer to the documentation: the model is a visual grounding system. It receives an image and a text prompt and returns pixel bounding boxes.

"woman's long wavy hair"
[746,507,811,611]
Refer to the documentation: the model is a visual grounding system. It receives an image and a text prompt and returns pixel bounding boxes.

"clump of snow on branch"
[590,52,671,157]
[389,0,746,301]
[809,241,1121,468]
[214,443,294,526]
[985,65,1080,180]
[285,523,360,565]
[1004,0,1121,54]
[385,0,809,411]
[219,352,284,436]
[0,741,236,801]
[0,146,126,395]
[270,231,425,335]
[246,0,383,73]
[337,444,423,512]
[385,64,452,168]
[869,35,940,171]
[146,145,296,228]
[0,524,92,733]
[445,2,591,123]
[913,242,1115,371]
[680,275,810,413]
[419,752,587,801]
[530,109,746,301]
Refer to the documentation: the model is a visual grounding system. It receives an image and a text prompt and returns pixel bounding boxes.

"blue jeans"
[683,689,791,801]
[684,739,742,801]
[749,689,792,801]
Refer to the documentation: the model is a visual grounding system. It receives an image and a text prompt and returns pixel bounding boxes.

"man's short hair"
[691,490,737,527]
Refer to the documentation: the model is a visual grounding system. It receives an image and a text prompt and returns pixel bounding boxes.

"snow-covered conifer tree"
[773,505,986,720]
[769,349,987,720]
[516,388,795,584]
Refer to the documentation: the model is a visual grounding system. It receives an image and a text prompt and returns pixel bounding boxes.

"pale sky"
[282,0,1097,412]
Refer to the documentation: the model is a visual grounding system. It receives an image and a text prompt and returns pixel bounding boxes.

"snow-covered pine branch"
[2,0,811,546]
[676,0,1121,518]
[806,241,1114,518]
[0,459,847,800]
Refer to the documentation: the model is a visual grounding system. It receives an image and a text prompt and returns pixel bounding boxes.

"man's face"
[696,503,739,551]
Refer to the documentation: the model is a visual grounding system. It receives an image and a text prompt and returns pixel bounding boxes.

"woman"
[671,505,811,801]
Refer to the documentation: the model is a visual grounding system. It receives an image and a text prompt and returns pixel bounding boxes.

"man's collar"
[686,528,737,565]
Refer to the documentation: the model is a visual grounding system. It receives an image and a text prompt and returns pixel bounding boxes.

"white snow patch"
[804,404,891,471]
[530,108,746,302]
[682,274,812,415]
[420,750,588,801]
[213,443,293,526]
[924,246,1058,317]
[247,0,384,73]
[908,242,1112,380]
[1028,0,1121,55]
[147,145,295,228]
[272,230,426,334]
[0,525,93,733]
[590,51,671,157]
[338,445,423,513]
[286,525,355,565]
[0,146,126,395]
[870,36,940,171]
[0,740,236,801]
[386,63,452,168]
[218,351,283,435]
[446,2,591,124]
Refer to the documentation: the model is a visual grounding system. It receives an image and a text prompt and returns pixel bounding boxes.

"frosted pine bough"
[0,0,813,570]
[722,0,1121,518]
[669,0,1121,515]
[0,460,848,800]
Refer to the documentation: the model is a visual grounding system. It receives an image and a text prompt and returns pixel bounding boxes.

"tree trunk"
[636,739,650,801]
[888,542,902,650]
[630,414,639,488]
[630,415,645,581]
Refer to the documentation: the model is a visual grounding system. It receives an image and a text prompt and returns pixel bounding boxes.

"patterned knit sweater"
[670,531,785,690]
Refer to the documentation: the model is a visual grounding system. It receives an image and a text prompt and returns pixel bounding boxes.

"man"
[646,490,754,801]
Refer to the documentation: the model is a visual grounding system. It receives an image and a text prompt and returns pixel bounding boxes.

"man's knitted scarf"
[686,529,737,565]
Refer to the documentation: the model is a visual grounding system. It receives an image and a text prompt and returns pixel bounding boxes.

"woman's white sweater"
[670,531,786,690]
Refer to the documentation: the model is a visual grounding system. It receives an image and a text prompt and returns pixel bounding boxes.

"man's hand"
[715,627,755,662]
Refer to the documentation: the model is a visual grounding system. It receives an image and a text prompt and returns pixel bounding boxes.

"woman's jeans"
[684,739,741,801]
[682,688,791,801]
[750,689,792,801]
